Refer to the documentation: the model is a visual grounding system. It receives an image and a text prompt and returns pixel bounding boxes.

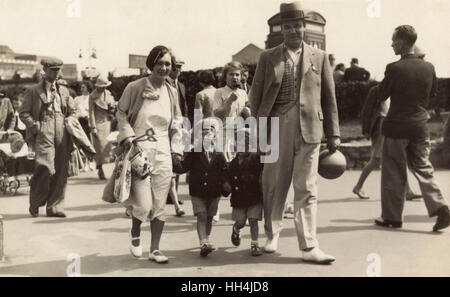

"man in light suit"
[249,1,340,264]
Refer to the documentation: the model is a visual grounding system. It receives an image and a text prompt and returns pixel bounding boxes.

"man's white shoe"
[129,229,142,258]
[149,250,169,264]
[302,248,335,264]
[263,233,279,253]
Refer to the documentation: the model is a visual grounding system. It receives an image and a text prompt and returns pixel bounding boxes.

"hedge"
[1,68,449,122]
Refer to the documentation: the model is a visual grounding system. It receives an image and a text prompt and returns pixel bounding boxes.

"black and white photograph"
[0,0,449,282]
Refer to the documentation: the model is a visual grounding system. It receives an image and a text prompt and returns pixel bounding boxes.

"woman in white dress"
[116,45,181,263]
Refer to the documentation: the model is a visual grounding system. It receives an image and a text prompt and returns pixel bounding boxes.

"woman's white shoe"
[148,250,169,263]
[129,229,142,258]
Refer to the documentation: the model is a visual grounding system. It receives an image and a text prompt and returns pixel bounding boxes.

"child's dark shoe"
[231,227,241,246]
[200,243,214,257]
[251,244,262,256]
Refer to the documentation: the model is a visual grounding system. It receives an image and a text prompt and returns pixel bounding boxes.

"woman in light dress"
[116,45,181,264]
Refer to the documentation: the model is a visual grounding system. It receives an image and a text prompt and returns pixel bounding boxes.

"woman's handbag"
[113,145,133,203]
[129,144,152,178]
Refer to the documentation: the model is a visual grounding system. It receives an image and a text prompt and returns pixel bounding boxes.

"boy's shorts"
[191,196,220,216]
[232,203,263,222]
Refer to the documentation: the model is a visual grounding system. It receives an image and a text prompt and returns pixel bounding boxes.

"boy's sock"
[200,238,208,247]
[251,240,259,246]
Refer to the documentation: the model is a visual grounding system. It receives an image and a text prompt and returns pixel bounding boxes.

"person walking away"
[89,76,115,180]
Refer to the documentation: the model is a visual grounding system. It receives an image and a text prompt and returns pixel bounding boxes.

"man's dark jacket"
[344,66,370,82]
[378,54,437,139]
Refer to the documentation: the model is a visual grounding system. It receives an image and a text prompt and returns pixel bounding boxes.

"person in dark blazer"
[249,1,340,264]
[173,118,229,258]
[375,25,449,232]
[225,128,264,256]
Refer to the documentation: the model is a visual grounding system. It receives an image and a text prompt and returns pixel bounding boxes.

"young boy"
[226,128,264,256]
[172,118,229,257]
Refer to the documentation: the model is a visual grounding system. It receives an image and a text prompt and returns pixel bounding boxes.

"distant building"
[0,44,77,81]
[60,64,78,81]
[232,43,264,65]
[0,45,38,80]
[265,9,327,50]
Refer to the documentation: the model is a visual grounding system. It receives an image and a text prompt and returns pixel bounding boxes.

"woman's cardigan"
[116,76,182,145]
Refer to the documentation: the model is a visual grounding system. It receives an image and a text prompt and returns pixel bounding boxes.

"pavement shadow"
[1,214,33,221]
[69,178,108,186]
[0,191,28,198]
[0,249,303,276]
[266,224,439,236]
[31,212,127,224]
[318,197,379,204]
[332,215,435,224]
[65,203,123,212]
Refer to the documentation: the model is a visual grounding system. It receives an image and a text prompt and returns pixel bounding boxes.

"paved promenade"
[0,164,449,277]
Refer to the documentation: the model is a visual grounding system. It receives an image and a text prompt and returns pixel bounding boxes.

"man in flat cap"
[250,1,340,264]
[20,58,76,218]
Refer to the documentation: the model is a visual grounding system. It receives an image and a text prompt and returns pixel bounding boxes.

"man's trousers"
[262,105,320,250]
[30,112,70,213]
[381,137,448,222]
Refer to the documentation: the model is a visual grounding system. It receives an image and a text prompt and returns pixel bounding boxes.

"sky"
[1,0,449,80]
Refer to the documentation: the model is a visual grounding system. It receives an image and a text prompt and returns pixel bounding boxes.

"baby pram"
[0,131,34,195]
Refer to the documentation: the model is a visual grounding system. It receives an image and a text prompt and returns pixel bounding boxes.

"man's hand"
[240,106,251,119]
[122,137,133,151]
[327,136,341,153]
[91,128,98,138]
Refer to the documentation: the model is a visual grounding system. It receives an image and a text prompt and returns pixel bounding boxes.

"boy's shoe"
[231,227,241,246]
[251,244,262,256]
[200,244,214,257]
[148,250,169,263]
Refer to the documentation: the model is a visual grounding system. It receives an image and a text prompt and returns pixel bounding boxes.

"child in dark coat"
[173,118,229,257]
[225,128,264,256]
